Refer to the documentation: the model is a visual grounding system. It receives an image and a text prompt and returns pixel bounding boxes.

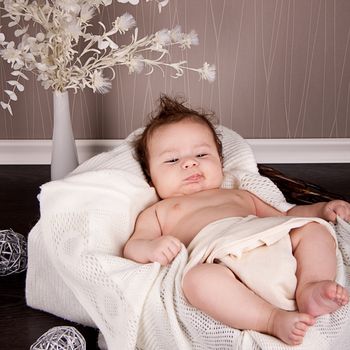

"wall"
[1,0,350,140]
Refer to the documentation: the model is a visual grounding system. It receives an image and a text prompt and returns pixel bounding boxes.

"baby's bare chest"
[156,189,256,246]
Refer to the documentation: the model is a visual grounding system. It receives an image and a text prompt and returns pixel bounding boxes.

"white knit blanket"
[26,126,350,350]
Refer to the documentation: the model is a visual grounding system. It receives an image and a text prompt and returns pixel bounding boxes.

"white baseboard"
[0,138,349,164]
[248,139,350,163]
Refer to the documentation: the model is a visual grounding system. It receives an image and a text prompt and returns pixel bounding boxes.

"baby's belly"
[166,205,254,246]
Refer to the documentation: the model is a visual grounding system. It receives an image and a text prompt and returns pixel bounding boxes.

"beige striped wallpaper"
[1,0,350,139]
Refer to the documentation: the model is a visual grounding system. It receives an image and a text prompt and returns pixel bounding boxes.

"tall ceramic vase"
[51,91,79,180]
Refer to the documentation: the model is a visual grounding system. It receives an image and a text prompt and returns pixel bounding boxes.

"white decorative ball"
[30,326,86,350]
[0,229,27,276]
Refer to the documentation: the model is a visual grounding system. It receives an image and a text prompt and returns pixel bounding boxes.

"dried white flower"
[127,55,144,73]
[152,29,171,50]
[180,30,199,49]
[0,0,215,116]
[80,5,96,23]
[36,33,45,42]
[170,25,182,42]
[90,70,112,93]
[57,0,81,14]
[1,41,22,65]
[199,62,216,82]
[113,13,136,34]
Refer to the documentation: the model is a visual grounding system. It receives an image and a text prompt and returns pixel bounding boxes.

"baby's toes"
[289,333,304,346]
[340,289,349,305]
[335,284,349,305]
[295,321,309,332]
[292,328,306,337]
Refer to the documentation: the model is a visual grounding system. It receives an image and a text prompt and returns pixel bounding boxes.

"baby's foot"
[297,281,349,317]
[267,309,315,346]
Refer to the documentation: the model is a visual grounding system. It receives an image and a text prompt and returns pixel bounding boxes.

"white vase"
[51,91,79,180]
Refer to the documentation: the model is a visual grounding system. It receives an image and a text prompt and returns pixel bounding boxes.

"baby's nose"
[182,158,199,169]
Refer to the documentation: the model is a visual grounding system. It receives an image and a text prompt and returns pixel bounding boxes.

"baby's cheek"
[214,169,224,187]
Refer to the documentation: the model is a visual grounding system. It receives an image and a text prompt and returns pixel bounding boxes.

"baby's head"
[133,95,224,199]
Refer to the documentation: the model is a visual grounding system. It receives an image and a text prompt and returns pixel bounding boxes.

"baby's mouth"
[184,173,203,182]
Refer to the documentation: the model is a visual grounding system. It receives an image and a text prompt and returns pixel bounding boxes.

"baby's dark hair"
[133,94,223,183]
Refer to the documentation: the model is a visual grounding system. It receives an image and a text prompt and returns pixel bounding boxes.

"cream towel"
[184,215,338,311]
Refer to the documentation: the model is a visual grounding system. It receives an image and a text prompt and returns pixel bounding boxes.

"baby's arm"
[286,200,350,223]
[123,205,181,266]
[250,191,350,223]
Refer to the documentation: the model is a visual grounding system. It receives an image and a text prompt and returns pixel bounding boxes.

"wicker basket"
[258,165,346,205]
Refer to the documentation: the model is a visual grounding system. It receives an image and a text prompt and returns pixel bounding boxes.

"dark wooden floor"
[0,166,98,350]
[0,164,349,350]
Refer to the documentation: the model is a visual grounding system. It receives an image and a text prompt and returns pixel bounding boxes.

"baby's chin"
[160,183,218,198]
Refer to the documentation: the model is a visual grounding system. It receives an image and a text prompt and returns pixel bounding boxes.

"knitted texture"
[25,126,350,350]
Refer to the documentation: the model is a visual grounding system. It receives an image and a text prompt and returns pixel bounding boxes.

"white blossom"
[113,13,136,34]
[37,72,49,82]
[90,70,112,93]
[170,25,182,42]
[152,29,171,50]
[199,62,216,82]
[36,33,45,42]
[57,0,81,14]
[179,30,199,49]
[1,41,22,65]
[127,55,144,73]
[80,5,96,23]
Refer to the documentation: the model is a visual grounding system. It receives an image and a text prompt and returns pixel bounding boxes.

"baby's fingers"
[336,206,350,222]
[152,250,171,266]
[326,201,350,223]
[333,204,350,222]
[151,236,182,265]
[163,238,181,263]
[168,236,182,254]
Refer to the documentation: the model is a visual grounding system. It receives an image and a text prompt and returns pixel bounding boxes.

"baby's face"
[148,119,223,199]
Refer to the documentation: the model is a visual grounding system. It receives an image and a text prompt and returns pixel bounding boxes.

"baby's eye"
[165,158,179,163]
[196,153,208,158]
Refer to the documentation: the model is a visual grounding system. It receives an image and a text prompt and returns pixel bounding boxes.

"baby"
[123,95,350,345]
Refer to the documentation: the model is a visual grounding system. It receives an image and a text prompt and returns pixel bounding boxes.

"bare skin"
[124,188,349,345]
[291,223,349,317]
[123,119,350,345]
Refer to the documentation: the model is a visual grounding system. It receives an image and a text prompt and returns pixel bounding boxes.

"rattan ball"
[0,229,27,276]
[30,326,86,350]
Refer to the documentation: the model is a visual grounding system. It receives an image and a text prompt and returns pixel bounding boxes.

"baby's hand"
[148,235,182,266]
[321,200,350,223]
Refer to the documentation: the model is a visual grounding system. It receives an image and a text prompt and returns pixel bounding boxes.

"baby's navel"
[172,203,181,210]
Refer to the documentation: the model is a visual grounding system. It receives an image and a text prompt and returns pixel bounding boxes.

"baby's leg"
[290,222,349,316]
[182,263,315,345]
